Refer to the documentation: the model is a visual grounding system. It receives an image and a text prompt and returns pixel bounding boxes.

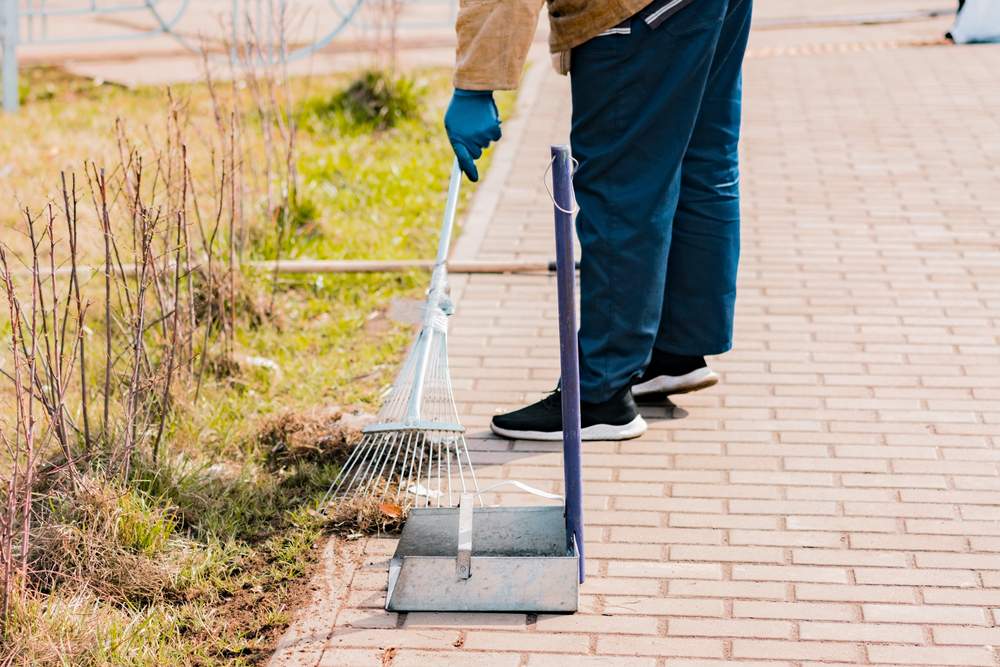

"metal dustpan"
[385,146,584,613]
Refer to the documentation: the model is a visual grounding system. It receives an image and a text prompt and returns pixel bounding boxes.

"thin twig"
[101,168,113,442]
[63,172,91,452]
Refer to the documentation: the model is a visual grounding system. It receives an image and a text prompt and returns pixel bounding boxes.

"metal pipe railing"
[0,0,460,114]
[2,258,577,279]
[1,0,18,112]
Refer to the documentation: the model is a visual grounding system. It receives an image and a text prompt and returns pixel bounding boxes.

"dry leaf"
[379,504,402,518]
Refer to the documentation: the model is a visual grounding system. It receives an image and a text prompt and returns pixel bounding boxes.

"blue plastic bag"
[950,0,1000,43]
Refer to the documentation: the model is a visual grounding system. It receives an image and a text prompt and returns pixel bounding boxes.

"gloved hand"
[444,89,502,182]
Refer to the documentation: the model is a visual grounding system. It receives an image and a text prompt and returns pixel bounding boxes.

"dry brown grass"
[260,405,374,467]
[27,476,185,605]
[328,479,410,534]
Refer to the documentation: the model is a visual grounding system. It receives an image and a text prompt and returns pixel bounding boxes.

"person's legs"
[491,0,753,440]
[633,0,752,400]
[570,0,731,404]
[655,0,751,357]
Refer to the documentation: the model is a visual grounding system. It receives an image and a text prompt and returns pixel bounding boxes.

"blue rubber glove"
[444,89,502,182]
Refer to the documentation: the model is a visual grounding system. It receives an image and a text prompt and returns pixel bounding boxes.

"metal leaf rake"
[321,159,479,516]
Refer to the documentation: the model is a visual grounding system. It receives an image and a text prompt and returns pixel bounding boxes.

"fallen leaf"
[379,504,402,518]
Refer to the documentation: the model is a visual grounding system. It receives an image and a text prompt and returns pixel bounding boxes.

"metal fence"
[0,0,457,112]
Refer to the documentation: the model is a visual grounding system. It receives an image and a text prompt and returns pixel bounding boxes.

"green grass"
[0,64,518,665]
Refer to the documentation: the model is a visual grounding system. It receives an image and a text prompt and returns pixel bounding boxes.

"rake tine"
[385,430,413,504]
[322,432,378,512]
[424,433,434,508]
[446,434,454,508]
[436,435,443,508]
[413,432,427,506]
[320,446,356,510]
[397,431,418,505]
[453,434,467,494]
[460,435,484,506]
[403,431,418,507]
[347,432,392,500]
[359,431,396,498]
[373,431,405,502]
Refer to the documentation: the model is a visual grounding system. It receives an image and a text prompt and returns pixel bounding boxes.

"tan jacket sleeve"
[454,0,545,91]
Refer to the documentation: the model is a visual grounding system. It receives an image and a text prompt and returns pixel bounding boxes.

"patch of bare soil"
[209,536,331,665]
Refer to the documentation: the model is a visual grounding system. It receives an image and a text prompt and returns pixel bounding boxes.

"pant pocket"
[664,0,727,35]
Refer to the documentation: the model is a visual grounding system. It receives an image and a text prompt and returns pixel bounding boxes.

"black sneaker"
[632,350,718,399]
[490,384,647,441]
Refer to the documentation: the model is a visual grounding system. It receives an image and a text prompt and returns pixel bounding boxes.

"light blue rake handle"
[403,159,463,425]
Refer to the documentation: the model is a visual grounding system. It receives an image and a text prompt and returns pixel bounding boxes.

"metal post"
[551,144,584,584]
[1,0,18,113]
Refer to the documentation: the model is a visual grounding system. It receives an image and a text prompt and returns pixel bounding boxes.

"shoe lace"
[539,389,562,411]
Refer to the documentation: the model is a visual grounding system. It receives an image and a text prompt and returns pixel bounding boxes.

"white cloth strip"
[474,480,564,501]
[645,0,686,25]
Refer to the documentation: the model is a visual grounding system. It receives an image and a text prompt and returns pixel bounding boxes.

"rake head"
[320,306,479,517]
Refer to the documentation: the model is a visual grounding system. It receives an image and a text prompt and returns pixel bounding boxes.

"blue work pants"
[570,0,752,402]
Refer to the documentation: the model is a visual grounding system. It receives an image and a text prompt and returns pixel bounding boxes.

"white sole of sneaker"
[490,414,648,442]
[632,367,719,396]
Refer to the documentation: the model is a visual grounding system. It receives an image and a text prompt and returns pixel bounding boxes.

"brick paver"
[271,3,1000,665]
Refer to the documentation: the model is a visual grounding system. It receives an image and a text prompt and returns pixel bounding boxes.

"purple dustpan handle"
[551,144,585,584]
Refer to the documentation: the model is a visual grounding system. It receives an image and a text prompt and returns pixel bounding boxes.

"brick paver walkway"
[272,5,1000,665]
